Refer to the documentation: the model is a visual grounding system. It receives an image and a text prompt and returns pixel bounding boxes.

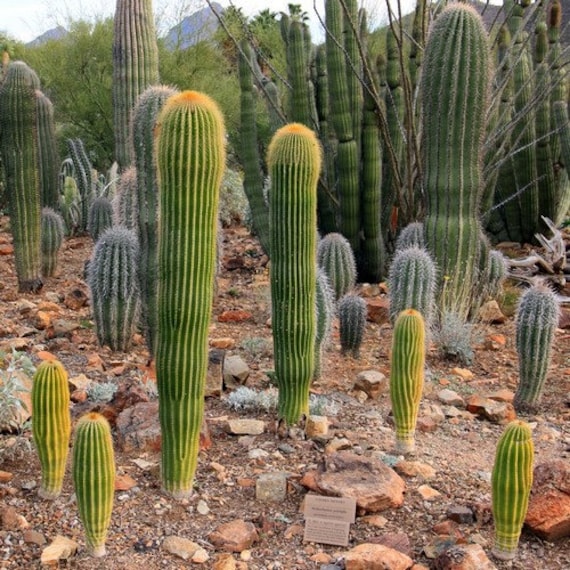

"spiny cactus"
[491,420,534,561]
[338,293,367,358]
[484,249,509,301]
[389,309,425,454]
[35,90,59,210]
[112,166,138,231]
[87,226,141,352]
[31,359,71,500]
[72,412,115,558]
[0,61,43,292]
[41,207,65,277]
[67,138,93,233]
[514,283,559,413]
[317,232,357,302]
[155,91,225,498]
[314,268,335,379]
[87,196,114,242]
[268,123,321,425]
[395,222,424,251]
[388,246,437,327]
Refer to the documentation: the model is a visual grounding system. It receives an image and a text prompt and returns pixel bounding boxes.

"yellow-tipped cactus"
[31,359,71,500]
[72,412,115,557]
[389,309,425,454]
[491,420,534,561]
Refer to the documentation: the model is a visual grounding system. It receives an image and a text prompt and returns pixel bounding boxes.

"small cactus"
[491,420,534,561]
[317,232,357,301]
[40,207,65,277]
[31,359,71,500]
[395,222,424,251]
[72,412,115,557]
[87,196,114,242]
[314,268,335,379]
[485,249,509,300]
[389,309,425,454]
[87,226,140,352]
[112,166,138,231]
[514,284,559,413]
[338,293,367,358]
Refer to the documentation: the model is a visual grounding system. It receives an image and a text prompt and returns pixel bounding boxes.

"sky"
[0,0,418,44]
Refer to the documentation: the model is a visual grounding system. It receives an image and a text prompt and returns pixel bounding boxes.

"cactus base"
[395,437,416,455]
[162,486,194,501]
[89,544,107,558]
[491,546,517,561]
[38,487,60,501]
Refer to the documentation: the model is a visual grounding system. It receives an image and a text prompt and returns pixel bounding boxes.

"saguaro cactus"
[41,207,65,277]
[317,232,357,302]
[514,284,559,413]
[491,420,534,561]
[72,412,115,557]
[389,309,426,454]
[36,90,59,210]
[155,91,225,498]
[268,123,320,425]
[31,359,71,499]
[0,61,43,292]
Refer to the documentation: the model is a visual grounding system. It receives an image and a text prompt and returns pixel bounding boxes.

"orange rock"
[218,310,253,323]
[0,244,14,256]
[36,351,57,361]
[114,473,137,491]
[365,298,389,324]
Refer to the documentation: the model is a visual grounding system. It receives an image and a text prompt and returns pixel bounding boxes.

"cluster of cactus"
[87,226,141,352]
[389,309,425,454]
[87,196,114,242]
[155,91,226,497]
[514,283,559,413]
[317,232,357,302]
[268,122,320,426]
[338,293,367,358]
[40,207,65,277]
[491,420,534,561]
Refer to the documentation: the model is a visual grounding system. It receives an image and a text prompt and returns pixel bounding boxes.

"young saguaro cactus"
[41,207,65,277]
[317,232,357,302]
[36,90,59,210]
[72,412,115,557]
[268,123,321,426]
[31,359,71,500]
[389,309,426,454]
[491,420,534,561]
[514,284,559,413]
[338,293,367,358]
[155,91,225,498]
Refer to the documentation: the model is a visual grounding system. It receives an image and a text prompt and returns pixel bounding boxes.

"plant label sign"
[303,495,356,546]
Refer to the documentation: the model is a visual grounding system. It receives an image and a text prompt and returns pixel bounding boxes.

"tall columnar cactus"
[31,359,71,500]
[41,207,65,277]
[112,165,138,231]
[0,61,43,292]
[314,268,335,380]
[130,85,178,356]
[388,246,437,327]
[422,3,490,321]
[338,293,367,358]
[87,226,141,352]
[72,412,115,558]
[514,284,559,413]
[35,90,59,210]
[552,100,570,222]
[112,0,160,169]
[389,309,425,454]
[155,91,225,497]
[87,196,114,242]
[317,232,357,302]
[287,19,312,128]
[491,420,534,561]
[67,138,93,233]
[268,123,320,425]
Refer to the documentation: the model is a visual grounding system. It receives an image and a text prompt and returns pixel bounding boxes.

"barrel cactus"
[87,196,114,242]
[317,232,357,302]
[41,207,65,277]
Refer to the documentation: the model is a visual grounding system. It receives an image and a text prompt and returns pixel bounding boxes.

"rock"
[342,543,414,570]
[1,506,29,530]
[353,370,388,400]
[34,310,51,330]
[206,349,225,398]
[115,401,161,452]
[192,547,210,563]
[47,319,79,339]
[465,395,516,424]
[63,287,88,310]
[450,368,473,380]
[210,337,236,349]
[437,389,465,407]
[111,377,150,416]
[305,415,329,438]
[218,310,253,323]
[433,543,496,569]
[225,419,265,435]
[559,306,570,329]
[417,485,441,500]
[484,334,507,350]
[365,298,389,324]
[114,473,137,491]
[23,529,46,546]
[208,519,259,552]
[369,533,412,557]
[40,535,78,566]
[223,355,250,388]
[0,470,13,483]
[478,300,506,324]
[394,461,436,480]
[446,505,475,525]
[256,472,287,503]
[212,553,237,570]
[525,460,570,540]
[311,451,406,514]
[325,437,352,454]
[162,536,201,560]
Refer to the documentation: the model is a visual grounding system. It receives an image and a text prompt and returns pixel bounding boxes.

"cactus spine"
[514,284,559,413]
[41,207,65,277]
[422,4,490,321]
[268,123,320,425]
[87,226,141,352]
[72,412,115,557]
[31,360,71,500]
[155,91,225,497]
[317,232,357,302]
[0,61,43,292]
[389,309,425,454]
[338,293,367,358]
[87,196,114,242]
[491,420,534,561]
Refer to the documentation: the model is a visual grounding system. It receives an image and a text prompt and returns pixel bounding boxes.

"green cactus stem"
[72,412,115,557]
[155,91,225,498]
[514,284,559,413]
[41,207,65,277]
[31,359,71,500]
[67,138,93,233]
[113,165,138,231]
[491,420,534,561]
[338,293,367,358]
[389,309,426,454]
[395,222,424,251]
[36,90,59,210]
[268,122,320,426]
[314,268,334,380]
[317,232,357,302]
[87,196,114,242]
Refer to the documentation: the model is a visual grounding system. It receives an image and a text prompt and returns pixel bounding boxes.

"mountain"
[164,2,223,51]
[25,25,67,47]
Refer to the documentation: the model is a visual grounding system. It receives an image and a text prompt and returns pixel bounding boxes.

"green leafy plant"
[0,349,35,432]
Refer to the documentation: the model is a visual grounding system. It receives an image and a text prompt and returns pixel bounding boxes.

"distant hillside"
[25,25,67,47]
[163,2,223,50]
